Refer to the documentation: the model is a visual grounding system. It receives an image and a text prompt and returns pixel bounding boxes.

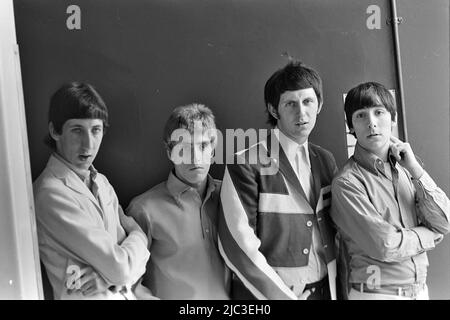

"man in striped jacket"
[218,61,338,300]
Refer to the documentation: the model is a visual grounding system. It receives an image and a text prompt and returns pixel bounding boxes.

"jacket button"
[306,221,313,227]
[303,248,309,255]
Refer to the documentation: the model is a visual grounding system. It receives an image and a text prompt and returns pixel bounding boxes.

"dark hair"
[163,103,217,153]
[45,82,109,149]
[344,82,396,133]
[264,60,323,127]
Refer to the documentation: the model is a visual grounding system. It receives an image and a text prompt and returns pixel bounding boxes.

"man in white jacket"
[34,82,150,299]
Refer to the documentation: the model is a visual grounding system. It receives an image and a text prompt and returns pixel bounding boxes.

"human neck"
[176,173,208,200]
[277,126,307,146]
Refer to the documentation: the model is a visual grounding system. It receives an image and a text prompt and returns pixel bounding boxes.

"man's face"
[170,132,214,189]
[351,104,395,158]
[272,88,322,144]
[51,118,104,171]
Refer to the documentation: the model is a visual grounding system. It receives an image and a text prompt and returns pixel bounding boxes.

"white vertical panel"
[0,0,43,299]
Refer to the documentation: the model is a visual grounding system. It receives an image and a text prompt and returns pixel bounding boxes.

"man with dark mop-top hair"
[34,82,150,299]
[218,61,339,300]
[331,82,450,300]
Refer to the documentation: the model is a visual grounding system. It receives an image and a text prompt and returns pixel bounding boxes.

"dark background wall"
[13,0,448,298]
[397,0,450,300]
[14,0,398,205]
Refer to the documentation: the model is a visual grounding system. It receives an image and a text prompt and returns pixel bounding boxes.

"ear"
[391,116,397,129]
[48,122,60,141]
[349,127,355,134]
[267,104,279,120]
[166,147,173,162]
[317,101,323,114]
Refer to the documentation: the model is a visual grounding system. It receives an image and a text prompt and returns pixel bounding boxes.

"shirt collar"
[53,152,98,183]
[353,143,397,176]
[275,127,310,167]
[166,169,216,201]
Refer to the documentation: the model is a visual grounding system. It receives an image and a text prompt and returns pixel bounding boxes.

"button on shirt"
[126,172,230,300]
[276,129,328,285]
[331,143,450,286]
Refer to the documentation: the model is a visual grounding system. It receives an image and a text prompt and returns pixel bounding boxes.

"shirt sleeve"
[35,186,149,286]
[330,177,437,263]
[412,170,450,235]
[217,161,297,300]
[126,199,153,290]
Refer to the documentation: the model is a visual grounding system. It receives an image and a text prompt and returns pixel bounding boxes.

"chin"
[189,174,207,184]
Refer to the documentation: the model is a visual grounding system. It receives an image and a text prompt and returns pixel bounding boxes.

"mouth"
[78,154,92,162]
[295,121,308,126]
[367,133,382,138]
[189,166,204,171]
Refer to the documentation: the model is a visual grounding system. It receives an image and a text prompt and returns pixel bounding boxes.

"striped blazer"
[218,134,338,300]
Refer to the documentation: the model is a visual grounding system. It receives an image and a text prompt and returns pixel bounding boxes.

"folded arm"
[331,177,439,263]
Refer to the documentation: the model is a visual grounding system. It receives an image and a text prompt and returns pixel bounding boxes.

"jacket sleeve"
[217,161,297,300]
[126,199,154,291]
[330,176,439,263]
[35,185,149,286]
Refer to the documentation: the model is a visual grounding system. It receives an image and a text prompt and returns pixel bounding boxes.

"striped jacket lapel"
[309,144,321,210]
[266,133,309,202]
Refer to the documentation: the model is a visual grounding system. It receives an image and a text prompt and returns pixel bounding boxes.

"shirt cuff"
[413,170,437,191]
[411,226,435,250]
[130,229,149,247]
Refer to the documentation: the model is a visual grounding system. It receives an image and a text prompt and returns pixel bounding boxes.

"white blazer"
[34,154,149,299]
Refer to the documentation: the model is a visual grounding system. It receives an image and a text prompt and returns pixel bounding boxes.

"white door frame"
[0,0,43,299]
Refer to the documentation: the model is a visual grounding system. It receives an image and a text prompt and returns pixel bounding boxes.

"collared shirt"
[53,152,98,196]
[331,143,450,286]
[275,129,328,284]
[126,171,230,300]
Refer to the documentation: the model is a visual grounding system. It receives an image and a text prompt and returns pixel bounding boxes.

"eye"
[303,98,313,105]
[71,128,82,134]
[355,113,365,119]
[201,142,210,151]
[92,127,103,135]
[285,101,296,107]
[375,109,386,116]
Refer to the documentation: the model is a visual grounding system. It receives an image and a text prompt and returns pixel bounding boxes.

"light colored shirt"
[34,154,149,299]
[126,171,230,300]
[331,143,450,286]
[276,129,328,284]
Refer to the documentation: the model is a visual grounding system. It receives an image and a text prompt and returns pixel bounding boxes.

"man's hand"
[298,288,314,300]
[133,282,160,300]
[389,136,424,179]
[67,266,109,297]
[119,209,142,235]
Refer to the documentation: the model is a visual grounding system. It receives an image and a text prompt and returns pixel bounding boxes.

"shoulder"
[127,181,168,214]
[332,158,365,192]
[33,168,68,201]
[309,143,336,163]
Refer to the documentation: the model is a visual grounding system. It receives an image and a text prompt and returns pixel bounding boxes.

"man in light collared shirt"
[218,61,339,300]
[34,82,150,299]
[126,103,230,299]
[331,82,450,300]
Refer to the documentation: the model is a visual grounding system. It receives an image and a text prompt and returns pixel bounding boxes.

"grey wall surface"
[397,0,450,299]
[13,0,448,298]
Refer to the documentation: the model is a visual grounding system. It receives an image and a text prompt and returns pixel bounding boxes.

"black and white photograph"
[0,0,449,310]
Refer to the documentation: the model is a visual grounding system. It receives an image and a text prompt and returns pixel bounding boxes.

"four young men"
[34,65,449,300]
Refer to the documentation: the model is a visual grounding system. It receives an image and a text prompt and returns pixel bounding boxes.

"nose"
[191,145,202,165]
[368,113,377,128]
[81,131,94,150]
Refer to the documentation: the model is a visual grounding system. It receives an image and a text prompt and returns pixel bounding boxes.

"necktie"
[295,145,313,204]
